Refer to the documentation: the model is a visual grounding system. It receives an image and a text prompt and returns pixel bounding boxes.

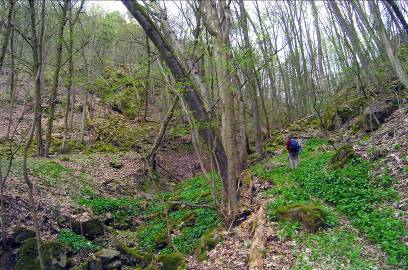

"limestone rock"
[363,100,398,131]
[72,218,104,240]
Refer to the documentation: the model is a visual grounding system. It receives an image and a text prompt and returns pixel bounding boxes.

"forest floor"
[0,86,407,269]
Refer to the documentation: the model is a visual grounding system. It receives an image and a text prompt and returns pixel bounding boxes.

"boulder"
[72,218,104,240]
[14,238,69,270]
[89,249,122,270]
[329,144,356,169]
[363,100,398,131]
[109,160,123,169]
[12,227,36,245]
[156,252,186,270]
[96,249,120,264]
[275,204,326,232]
[195,232,223,261]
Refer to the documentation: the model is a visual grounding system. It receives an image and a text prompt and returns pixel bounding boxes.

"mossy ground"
[251,138,407,269]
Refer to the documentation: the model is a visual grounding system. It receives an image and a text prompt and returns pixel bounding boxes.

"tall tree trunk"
[328,1,380,90]
[26,1,46,267]
[369,1,408,89]
[146,96,179,170]
[0,0,14,73]
[61,2,74,153]
[238,0,263,157]
[78,50,88,145]
[143,34,150,122]
[44,0,69,156]
[122,0,230,214]
[6,9,15,140]
[384,0,408,33]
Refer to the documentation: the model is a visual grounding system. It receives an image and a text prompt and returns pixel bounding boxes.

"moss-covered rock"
[154,230,168,250]
[14,238,69,270]
[12,227,36,245]
[109,159,123,169]
[156,252,186,270]
[179,211,197,228]
[195,231,223,261]
[72,218,104,240]
[329,144,356,169]
[275,204,326,232]
[117,244,153,268]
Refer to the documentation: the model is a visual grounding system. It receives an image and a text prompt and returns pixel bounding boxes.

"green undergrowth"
[292,229,375,270]
[81,175,221,258]
[132,175,221,255]
[2,158,74,186]
[251,138,408,267]
[58,229,99,252]
[78,197,143,225]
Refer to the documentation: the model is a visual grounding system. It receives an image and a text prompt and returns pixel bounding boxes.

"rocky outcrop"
[363,100,399,131]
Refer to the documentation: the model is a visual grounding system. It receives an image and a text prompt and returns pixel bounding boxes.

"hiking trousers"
[288,152,299,169]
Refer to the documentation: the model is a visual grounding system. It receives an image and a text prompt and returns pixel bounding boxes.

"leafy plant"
[58,229,99,252]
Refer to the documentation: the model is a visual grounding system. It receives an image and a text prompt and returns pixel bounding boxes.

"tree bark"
[0,0,14,73]
[384,0,408,33]
[121,0,229,193]
[238,0,263,157]
[44,0,69,156]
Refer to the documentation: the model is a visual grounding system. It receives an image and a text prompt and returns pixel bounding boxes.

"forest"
[0,0,407,269]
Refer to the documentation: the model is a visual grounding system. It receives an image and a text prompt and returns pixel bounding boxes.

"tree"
[44,0,70,156]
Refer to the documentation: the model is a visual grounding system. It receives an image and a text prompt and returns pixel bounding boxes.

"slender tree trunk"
[0,0,14,73]
[45,0,69,156]
[146,96,179,170]
[238,0,263,157]
[6,11,15,140]
[328,1,380,89]
[384,0,408,33]
[78,51,88,145]
[369,1,408,89]
[61,3,74,153]
[122,0,231,214]
[143,34,150,122]
[26,1,46,267]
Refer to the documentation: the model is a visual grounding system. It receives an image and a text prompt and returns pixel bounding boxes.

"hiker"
[286,135,301,169]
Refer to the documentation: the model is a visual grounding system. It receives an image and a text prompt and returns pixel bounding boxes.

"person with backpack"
[286,135,301,169]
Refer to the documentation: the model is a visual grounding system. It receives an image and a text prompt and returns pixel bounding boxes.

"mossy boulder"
[72,218,104,240]
[109,160,123,169]
[156,252,186,270]
[179,211,197,228]
[154,230,168,250]
[275,204,326,232]
[14,238,69,270]
[329,144,356,169]
[117,244,153,268]
[12,227,36,245]
[195,231,223,261]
